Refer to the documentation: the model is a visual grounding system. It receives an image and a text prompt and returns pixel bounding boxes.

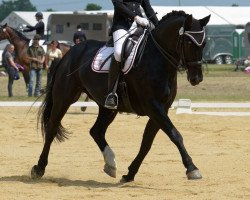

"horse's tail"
[37,56,69,142]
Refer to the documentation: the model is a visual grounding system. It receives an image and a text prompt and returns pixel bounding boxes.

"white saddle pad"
[91,30,146,74]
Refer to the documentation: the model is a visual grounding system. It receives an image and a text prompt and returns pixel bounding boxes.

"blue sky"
[1,0,250,11]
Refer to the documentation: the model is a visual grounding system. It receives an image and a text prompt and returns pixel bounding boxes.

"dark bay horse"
[31,11,210,182]
[0,23,71,86]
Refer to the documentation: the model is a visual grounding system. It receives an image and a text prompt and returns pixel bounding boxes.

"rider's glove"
[134,16,149,27]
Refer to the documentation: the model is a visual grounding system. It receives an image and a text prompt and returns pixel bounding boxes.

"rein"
[148,22,205,71]
[148,27,180,71]
[2,27,15,42]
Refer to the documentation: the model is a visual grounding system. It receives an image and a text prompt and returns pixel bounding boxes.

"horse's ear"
[3,23,7,28]
[199,15,211,27]
[184,14,193,30]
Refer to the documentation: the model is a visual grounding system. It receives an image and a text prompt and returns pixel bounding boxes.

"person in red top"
[105,0,158,109]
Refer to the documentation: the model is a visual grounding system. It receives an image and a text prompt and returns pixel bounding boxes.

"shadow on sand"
[0,175,153,189]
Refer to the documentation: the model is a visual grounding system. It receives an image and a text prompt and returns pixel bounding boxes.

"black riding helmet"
[35,12,43,19]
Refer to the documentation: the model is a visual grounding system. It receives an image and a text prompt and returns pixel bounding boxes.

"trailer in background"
[203,25,236,64]
[244,22,250,57]
[47,12,112,42]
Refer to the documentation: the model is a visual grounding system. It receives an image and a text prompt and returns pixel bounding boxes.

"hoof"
[31,165,44,179]
[187,169,202,180]
[120,175,134,183]
[104,164,116,178]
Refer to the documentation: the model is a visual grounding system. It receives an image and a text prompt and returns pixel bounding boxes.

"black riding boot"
[104,57,121,109]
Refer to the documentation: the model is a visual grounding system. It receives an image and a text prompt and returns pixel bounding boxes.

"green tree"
[0,0,36,21]
[231,3,239,6]
[85,3,102,11]
[46,8,56,12]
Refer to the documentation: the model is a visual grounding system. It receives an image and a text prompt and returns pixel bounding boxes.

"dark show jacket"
[73,30,87,44]
[111,0,159,33]
[23,21,45,39]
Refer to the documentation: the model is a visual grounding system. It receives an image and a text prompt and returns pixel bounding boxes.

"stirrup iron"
[105,92,118,109]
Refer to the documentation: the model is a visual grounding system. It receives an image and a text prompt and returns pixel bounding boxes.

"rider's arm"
[7,55,19,70]
[24,22,43,32]
[23,25,35,32]
[141,0,159,26]
[112,0,137,20]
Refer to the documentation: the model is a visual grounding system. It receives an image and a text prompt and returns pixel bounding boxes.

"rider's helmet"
[35,12,43,19]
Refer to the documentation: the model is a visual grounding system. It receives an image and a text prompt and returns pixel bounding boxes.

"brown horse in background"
[0,23,71,87]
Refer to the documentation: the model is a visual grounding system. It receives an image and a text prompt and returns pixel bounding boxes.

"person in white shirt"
[45,40,62,85]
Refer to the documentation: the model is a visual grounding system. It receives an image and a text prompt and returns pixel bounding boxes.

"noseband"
[177,27,205,69]
[148,23,205,71]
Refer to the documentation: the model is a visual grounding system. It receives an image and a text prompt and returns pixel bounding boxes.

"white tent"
[152,6,250,26]
[1,11,73,35]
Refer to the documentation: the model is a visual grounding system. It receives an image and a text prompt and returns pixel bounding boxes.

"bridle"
[148,21,206,71]
[0,26,15,42]
[177,27,205,69]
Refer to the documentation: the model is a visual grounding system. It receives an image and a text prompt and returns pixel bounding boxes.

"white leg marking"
[102,146,117,169]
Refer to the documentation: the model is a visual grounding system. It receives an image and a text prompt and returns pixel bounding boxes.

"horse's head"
[180,14,210,86]
[0,23,30,44]
[0,23,9,40]
[152,11,210,86]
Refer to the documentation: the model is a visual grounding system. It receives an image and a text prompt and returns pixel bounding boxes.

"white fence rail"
[0,101,97,107]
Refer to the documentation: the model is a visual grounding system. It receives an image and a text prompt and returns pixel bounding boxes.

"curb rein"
[147,21,206,72]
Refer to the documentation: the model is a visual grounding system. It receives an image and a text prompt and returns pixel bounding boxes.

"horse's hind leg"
[89,107,118,178]
[31,86,81,179]
[121,119,159,182]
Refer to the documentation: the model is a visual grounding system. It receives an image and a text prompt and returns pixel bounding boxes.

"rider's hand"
[134,16,149,27]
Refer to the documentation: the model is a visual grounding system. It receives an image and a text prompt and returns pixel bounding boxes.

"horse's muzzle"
[188,75,203,86]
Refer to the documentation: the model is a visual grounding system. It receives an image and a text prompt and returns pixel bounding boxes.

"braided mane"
[159,10,189,25]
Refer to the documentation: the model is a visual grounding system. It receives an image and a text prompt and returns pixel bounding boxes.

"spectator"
[73,25,87,45]
[27,34,45,97]
[45,40,62,86]
[23,12,45,40]
[244,55,250,67]
[3,44,20,97]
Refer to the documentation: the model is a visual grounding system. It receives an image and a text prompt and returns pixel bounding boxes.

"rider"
[104,0,159,109]
[73,24,87,45]
[23,12,45,40]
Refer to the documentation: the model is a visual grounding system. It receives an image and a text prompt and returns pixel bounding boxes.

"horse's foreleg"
[121,119,159,182]
[148,105,202,180]
[22,68,29,89]
[167,127,202,180]
[89,107,118,178]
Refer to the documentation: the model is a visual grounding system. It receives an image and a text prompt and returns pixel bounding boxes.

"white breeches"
[113,22,137,62]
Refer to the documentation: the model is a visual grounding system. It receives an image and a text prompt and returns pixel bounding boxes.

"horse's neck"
[7,28,29,48]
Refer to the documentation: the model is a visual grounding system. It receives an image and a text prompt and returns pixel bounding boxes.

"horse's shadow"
[0,175,147,189]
